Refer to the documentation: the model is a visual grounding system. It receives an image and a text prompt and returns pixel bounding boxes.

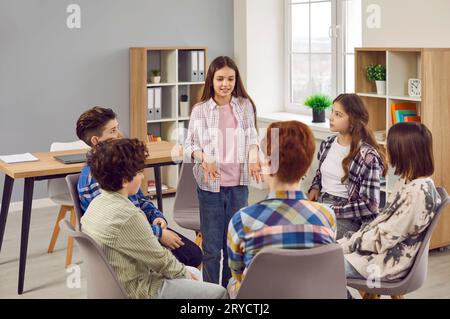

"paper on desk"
[0,153,39,164]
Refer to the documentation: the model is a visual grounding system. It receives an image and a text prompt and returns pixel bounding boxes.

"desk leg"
[18,177,34,295]
[154,166,163,212]
[0,175,14,252]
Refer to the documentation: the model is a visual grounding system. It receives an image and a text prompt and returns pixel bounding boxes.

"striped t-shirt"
[81,190,187,298]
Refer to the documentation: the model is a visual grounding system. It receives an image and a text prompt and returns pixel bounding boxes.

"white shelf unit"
[130,47,207,197]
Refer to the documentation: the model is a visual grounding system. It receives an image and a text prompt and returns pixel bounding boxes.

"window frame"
[285,0,360,115]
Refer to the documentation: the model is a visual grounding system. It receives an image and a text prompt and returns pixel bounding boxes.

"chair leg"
[194,232,202,248]
[363,293,381,299]
[358,290,367,298]
[48,205,69,253]
[194,232,203,271]
[65,208,76,268]
[391,295,404,299]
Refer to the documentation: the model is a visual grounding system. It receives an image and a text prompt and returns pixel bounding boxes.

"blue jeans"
[319,192,376,239]
[197,185,249,288]
[345,259,365,279]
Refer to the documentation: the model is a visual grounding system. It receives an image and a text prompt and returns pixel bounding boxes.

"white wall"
[362,0,450,47]
[234,0,247,84]
[234,0,284,114]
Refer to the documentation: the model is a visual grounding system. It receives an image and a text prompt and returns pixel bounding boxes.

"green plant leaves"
[366,64,386,81]
[304,94,332,111]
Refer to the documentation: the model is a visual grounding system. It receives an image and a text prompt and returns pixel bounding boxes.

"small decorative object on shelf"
[374,130,386,144]
[147,180,169,193]
[408,78,421,97]
[150,69,161,84]
[367,64,386,95]
[179,94,190,117]
[304,94,332,123]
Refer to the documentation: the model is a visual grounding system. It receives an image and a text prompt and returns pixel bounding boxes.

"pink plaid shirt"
[185,96,259,193]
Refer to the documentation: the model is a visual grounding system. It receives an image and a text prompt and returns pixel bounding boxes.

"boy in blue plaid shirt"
[76,106,202,267]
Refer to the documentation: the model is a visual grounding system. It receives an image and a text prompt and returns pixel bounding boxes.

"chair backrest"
[48,140,89,198]
[173,161,200,231]
[65,173,83,230]
[59,219,128,299]
[389,186,450,293]
[237,244,347,299]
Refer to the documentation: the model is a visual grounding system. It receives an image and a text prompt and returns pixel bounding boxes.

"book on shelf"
[404,115,421,123]
[147,180,169,193]
[391,102,417,124]
[147,134,162,142]
[395,110,417,123]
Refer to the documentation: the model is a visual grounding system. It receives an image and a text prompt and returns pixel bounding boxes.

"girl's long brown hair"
[334,94,388,183]
[200,56,257,126]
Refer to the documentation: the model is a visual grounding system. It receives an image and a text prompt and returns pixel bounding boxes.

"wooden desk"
[0,141,182,294]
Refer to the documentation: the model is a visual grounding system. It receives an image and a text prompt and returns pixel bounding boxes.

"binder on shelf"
[147,88,155,121]
[154,87,162,120]
[198,50,205,81]
[191,51,199,82]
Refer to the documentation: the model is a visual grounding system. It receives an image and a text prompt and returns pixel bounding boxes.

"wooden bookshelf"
[355,48,450,249]
[130,46,208,198]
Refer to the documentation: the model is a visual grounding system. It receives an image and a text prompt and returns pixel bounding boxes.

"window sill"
[257,112,332,140]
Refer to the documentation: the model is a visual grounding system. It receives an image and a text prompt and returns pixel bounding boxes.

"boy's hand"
[160,229,184,250]
[308,189,320,201]
[186,270,199,281]
[152,217,167,229]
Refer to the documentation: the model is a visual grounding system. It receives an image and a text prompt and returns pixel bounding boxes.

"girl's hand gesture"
[249,146,262,183]
[202,153,220,183]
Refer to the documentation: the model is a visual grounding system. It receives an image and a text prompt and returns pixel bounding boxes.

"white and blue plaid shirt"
[184,96,259,193]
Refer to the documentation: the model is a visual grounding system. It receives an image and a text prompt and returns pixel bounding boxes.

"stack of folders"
[148,87,162,121]
[391,102,421,124]
[179,50,205,82]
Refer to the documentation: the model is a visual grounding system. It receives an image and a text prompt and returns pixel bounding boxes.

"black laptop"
[54,153,87,164]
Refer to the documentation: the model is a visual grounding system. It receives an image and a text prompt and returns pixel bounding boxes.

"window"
[285,0,362,114]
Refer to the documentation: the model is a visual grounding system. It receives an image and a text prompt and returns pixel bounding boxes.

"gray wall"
[0,0,234,202]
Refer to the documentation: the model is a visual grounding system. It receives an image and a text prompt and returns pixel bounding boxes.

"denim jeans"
[157,266,229,299]
[345,259,365,279]
[169,228,203,268]
[197,185,249,287]
[319,192,376,240]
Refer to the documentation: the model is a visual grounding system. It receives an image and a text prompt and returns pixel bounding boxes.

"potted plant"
[150,69,161,84]
[366,64,386,95]
[304,94,332,123]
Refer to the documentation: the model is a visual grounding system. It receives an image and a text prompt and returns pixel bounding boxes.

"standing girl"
[185,56,260,287]
[308,93,387,239]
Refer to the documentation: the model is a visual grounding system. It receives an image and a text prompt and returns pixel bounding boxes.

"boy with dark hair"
[82,138,227,298]
[76,106,202,268]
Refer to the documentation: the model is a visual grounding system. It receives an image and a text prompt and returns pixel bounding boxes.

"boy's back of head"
[87,138,148,192]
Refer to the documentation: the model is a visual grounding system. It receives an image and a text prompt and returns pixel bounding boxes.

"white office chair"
[47,140,89,267]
